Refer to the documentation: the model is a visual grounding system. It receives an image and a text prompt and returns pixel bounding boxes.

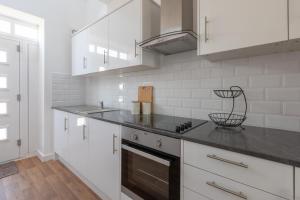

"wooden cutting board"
[138,86,153,103]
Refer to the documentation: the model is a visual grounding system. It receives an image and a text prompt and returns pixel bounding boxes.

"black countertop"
[53,106,300,167]
[183,122,300,167]
[52,106,206,139]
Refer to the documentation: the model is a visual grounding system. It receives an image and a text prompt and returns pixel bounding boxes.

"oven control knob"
[180,124,185,131]
[184,123,189,129]
[187,121,192,127]
[176,126,181,133]
[156,140,162,148]
[132,134,139,141]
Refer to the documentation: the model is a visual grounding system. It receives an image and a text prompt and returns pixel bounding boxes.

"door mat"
[0,161,18,179]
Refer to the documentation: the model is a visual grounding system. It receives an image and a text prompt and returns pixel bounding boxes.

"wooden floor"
[0,157,102,200]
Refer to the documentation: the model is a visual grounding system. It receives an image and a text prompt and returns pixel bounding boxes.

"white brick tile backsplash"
[201,78,222,89]
[249,75,282,88]
[182,80,201,88]
[235,65,264,76]
[192,89,211,99]
[266,88,300,101]
[223,77,248,88]
[244,89,265,101]
[250,102,281,114]
[168,98,182,107]
[266,115,300,132]
[202,100,222,110]
[84,51,300,132]
[244,113,265,127]
[284,102,300,116]
[182,99,201,108]
[283,74,300,87]
[174,108,192,118]
[52,73,85,107]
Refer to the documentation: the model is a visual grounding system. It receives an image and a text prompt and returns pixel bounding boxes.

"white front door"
[0,37,20,163]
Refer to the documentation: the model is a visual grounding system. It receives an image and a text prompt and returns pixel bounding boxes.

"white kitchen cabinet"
[86,17,109,73]
[296,168,300,200]
[68,113,89,178]
[108,0,141,70]
[88,118,121,200]
[198,0,288,57]
[53,110,69,161]
[184,164,286,200]
[72,30,88,76]
[289,0,300,40]
[183,141,293,199]
[72,0,160,76]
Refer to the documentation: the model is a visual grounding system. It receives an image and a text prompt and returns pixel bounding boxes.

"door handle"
[64,117,68,131]
[103,50,106,64]
[203,16,208,43]
[83,56,87,69]
[207,181,247,199]
[207,154,248,168]
[113,134,118,154]
[83,125,87,140]
[134,40,138,58]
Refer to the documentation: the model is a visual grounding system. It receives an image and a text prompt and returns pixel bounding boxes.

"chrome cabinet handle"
[113,134,118,154]
[103,50,106,64]
[83,56,87,69]
[207,154,248,168]
[83,125,86,140]
[134,40,138,58]
[64,117,68,131]
[204,16,208,43]
[207,181,247,199]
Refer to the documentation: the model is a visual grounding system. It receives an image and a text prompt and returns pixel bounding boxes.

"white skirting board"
[36,150,55,162]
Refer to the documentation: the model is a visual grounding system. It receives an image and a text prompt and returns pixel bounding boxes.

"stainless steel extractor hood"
[140,0,197,55]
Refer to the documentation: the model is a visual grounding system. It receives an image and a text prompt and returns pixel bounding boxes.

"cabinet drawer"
[184,164,286,200]
[183,141,293,199]
[184,188,211,200]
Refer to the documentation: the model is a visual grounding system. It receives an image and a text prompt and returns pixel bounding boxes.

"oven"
[121,126,181,200]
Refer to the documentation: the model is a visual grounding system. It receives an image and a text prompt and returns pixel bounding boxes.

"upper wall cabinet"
[72,0,160,76]
[290,0,300,40]
[198,0,288,60]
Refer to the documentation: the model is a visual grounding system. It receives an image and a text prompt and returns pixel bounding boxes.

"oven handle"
[122,144,170,167]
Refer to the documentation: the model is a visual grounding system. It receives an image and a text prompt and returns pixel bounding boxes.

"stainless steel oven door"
[122,142,179,200]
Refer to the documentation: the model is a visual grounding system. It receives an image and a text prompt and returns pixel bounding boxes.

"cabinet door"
[108,0,141,70]
[198,0,288,55]
[53,110,69,161]
[296,168,300,200]
[72,30,88,76]
[88,118,121,200]
[86,17,109,73]
[68,114,89,178]
[290,0,300,39]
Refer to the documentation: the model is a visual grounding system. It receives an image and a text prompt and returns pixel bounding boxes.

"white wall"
[0,0,107,155]
[86,50,300,133]
[107,0,160,11]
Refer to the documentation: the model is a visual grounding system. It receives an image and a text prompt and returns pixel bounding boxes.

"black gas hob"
[123,114,207,134]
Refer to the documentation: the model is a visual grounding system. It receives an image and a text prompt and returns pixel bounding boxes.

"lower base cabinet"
[88,118,121,200]
[53,110,121,200]
[184,164,286,200]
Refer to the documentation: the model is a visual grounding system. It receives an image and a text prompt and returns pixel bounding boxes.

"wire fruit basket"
[209,86,247,129]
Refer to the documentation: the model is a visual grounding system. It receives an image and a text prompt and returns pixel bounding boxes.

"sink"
[81,108,119,114]
[65,105,119,115]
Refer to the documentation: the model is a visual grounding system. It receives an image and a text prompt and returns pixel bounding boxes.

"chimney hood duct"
[139,0,197,55]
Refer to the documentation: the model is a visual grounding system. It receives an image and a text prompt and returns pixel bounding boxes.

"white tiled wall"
[52,73,86,107]
[85,50,300,132]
